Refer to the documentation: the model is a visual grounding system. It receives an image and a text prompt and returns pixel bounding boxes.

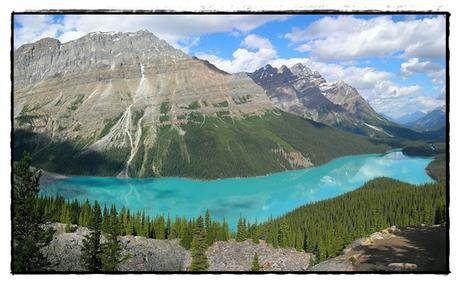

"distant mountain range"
[14,30,443,178]
[407,105,446,131]
[390,111,427,125]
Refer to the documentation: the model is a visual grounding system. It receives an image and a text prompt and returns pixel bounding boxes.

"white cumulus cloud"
[401,58,445,85]
[197,34,278,73]
[286,15,446,61]
[14,14,289,49]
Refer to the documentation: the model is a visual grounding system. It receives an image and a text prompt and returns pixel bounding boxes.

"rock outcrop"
[207,239,311,271]
[43,223,191,271]
[42,223,312,272]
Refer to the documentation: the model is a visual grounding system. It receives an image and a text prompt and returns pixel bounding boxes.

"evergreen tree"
[251,253,260,271]
[153,216,166,239]
[204,209,213,246]
[169,217,181,239]
[80,201,102,271]
[278,219,289,247]
[236,216,247,242]
[78,200,91,228]
[221,218,229,241]
[62,206,72,233]
[250,222,260,244]
[101,206,126,271]
[179,219,192,249]
[166,214,171,239]
[13,152,53,272]
[190,216,209,271]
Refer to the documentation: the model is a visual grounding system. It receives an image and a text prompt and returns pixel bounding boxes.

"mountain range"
[13,30,442,179]
[407,105,446,131]
[390,111,427,125]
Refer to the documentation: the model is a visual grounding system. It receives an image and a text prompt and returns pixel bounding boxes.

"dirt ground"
[353,225,447,272]
[311,225,448,272]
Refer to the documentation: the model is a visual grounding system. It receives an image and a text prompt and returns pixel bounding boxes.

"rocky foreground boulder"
[43,223,312,272]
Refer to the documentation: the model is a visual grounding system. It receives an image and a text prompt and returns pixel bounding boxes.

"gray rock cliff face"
[320,80,385,123]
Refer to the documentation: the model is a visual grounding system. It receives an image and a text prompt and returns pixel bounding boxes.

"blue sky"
[13,14,446,118]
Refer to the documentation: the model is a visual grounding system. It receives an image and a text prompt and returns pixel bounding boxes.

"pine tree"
[13,151,53,272]
[101,206,126,271]
[166,214,171,239]
[179,219,192,249]
[278,219,289,247]
[251,253,260,271]
[190,216,209,271]
[169,217,181,239]
[153,216,166,239]
[204,209,213,246]
[78,200,91,228]
[221,219,229,241]
[236,216,247,242]
[62,206,72,233]
[80,201,103,271]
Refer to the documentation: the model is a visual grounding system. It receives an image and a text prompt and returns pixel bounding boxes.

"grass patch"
[187,101,200,110]
[160,101,172,114]
[160,115,170,123]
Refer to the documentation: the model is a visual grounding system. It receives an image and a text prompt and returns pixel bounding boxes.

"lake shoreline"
[40,148,401,183]
[40,151,434,229]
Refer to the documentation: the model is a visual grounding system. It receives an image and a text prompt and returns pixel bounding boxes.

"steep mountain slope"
[319,80,389,125]
[14,31,388,178]
[249,64,393,137]
[408,105,446,130]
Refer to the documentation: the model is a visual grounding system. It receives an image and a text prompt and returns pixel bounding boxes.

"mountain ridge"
[14,30,390,178]
[248,63,394,138]
[407,105,446,131]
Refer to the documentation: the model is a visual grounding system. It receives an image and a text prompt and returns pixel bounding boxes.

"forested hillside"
[256,178,446,261]
[15,111,390,179]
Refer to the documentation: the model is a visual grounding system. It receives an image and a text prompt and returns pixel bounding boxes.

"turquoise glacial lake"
[41,151,434,229]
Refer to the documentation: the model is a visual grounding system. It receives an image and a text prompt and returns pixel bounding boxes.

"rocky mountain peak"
[251,64,275,79]
[14,30,189,88]
[320,80,382,122]
[289,63,326,85]
[290,63,312,76]
[249,62,393,135]
[278,65,292,74]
